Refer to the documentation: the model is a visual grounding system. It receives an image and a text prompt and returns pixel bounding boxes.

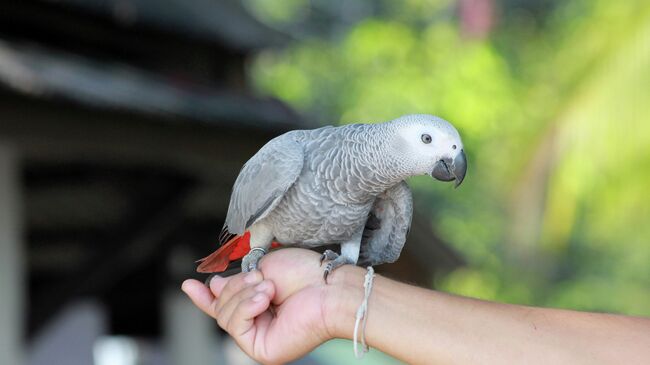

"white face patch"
[393,117,463,175]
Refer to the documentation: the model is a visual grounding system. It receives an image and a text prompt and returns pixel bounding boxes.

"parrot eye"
[421,134,432,144]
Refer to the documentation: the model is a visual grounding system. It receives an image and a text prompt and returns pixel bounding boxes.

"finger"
[219,280,275,330]
[211,271,262,299]
[181,279,217,319]
[207,275,229,296]
[228,291,273,338]
[212,271,263,316]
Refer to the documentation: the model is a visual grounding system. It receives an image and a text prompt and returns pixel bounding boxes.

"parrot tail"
[196,232,252,273]
[196,232,281,273]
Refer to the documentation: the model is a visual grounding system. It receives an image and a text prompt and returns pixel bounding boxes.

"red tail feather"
[196,232,251,273]
[196,231,282,273]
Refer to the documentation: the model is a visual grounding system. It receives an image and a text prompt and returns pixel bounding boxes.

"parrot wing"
[358,181,413,266]
[198,134,303,273]
[223,134,304,237]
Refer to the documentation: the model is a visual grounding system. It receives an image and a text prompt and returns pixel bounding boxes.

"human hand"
[181,248,362,365]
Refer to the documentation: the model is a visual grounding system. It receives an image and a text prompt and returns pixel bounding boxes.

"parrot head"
[391,114,467,187]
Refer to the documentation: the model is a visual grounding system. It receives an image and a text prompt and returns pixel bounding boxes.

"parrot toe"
[320,249,339,266]
[241,247,267,272]
[322,256,355,283]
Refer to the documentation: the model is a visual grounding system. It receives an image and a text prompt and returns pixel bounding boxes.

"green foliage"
[243,0,310,25]
[250,0,650,318]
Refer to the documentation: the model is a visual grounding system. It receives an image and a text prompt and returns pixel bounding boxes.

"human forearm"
[185,249,650,365]
[325,266,468,364]
[325,266,650,364]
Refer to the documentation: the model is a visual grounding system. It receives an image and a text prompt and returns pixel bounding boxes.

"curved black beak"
[431,149,467,188]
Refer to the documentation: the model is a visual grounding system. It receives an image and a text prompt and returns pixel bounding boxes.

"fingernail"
[207,274,221,287]
[254,281,269,292]
[244,272,261,284]
[252,293,266,302]
[180,280,190,294]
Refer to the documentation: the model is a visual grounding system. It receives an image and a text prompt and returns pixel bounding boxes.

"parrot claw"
[320,249,339,266]
[322,255,355,284]
[241,247,267,273]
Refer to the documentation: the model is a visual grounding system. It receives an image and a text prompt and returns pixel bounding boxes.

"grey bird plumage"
[200,114,467,279]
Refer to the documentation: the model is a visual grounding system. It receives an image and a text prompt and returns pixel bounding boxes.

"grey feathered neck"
[338,122,412,194]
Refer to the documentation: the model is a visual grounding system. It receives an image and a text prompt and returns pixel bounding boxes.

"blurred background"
[0,0,648,364]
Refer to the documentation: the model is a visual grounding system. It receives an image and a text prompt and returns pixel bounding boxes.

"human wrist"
[322,264,366,340]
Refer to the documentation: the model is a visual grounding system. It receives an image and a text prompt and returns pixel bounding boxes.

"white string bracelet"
[353,266,375,359]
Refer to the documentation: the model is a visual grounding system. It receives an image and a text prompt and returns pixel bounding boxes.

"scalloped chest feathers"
[260,126,387,246]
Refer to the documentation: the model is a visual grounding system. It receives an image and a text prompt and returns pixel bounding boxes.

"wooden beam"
[0,92,277,181]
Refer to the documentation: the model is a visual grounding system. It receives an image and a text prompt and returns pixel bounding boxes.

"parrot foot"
[320,249,339,265]
[322,256,355,284]
[241,247,267,272]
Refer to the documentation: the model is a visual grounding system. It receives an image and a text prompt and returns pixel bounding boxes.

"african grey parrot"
[197,114,467,280]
